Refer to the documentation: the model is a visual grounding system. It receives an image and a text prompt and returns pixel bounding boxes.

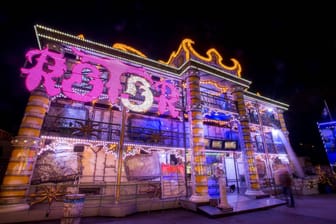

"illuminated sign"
[211,140,223,149]
[208,139,238,150]
[224,140,238,150]
[317,121,336,168]
[21,47,179,117]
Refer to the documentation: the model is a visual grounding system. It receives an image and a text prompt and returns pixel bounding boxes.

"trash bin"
[61,194,85,224]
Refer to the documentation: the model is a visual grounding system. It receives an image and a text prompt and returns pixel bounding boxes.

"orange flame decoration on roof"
[77,34,85,40]
[112,38,242,77]
[112,43,147,58]
[161,38,242,77]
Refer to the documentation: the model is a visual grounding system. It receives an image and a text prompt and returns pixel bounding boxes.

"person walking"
[279,170,295,208]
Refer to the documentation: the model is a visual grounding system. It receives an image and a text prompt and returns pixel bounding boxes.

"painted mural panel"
[124,152,161,181]
[31,141,81,184]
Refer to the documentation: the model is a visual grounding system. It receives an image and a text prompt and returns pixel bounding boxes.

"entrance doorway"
[206,152,242,198]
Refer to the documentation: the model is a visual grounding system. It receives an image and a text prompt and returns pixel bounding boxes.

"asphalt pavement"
[14,193,336,224]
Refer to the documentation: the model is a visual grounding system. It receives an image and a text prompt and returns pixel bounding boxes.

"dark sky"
[1,1,335,163]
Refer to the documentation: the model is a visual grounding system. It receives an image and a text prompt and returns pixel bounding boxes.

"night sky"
[1,1,335,164]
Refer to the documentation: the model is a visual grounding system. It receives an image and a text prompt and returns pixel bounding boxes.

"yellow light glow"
[200,80,228,95]
[77,34,85,39]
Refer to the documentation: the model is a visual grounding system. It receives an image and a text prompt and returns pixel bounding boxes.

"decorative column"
[185,69,209,203]
[0,88,49,211]
[233,87,264,196]
[277,109,289,139]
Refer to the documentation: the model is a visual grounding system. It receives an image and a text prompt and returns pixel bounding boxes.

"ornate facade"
[0,25,308,217]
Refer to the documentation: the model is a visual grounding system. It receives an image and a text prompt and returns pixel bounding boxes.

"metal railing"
[41,115,189,148]
[201,92,238,113]
[27,174,190,205]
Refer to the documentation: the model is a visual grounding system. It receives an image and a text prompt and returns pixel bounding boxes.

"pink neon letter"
[71,48,152,104]
[62,63,104,102]
[21,48,65,95]
[154,80,179,118]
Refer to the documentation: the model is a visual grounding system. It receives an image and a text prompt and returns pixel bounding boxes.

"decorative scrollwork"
[29,185,66,206]
[71,118,101,138]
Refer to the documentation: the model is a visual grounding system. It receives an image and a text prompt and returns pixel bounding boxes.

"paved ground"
[14,193,336,224]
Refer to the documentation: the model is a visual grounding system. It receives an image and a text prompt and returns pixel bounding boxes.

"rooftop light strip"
[36,24,123,51]
[41,135,186,150]
[244,92,289,109]
[37,33,181,77]
[179,64,250,88]
[35,25,180,75]
[34,25,42,50]
[177,59,252,84]
[35,25,245,82]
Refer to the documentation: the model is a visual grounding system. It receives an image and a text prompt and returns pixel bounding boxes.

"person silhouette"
[279,170,295,208]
